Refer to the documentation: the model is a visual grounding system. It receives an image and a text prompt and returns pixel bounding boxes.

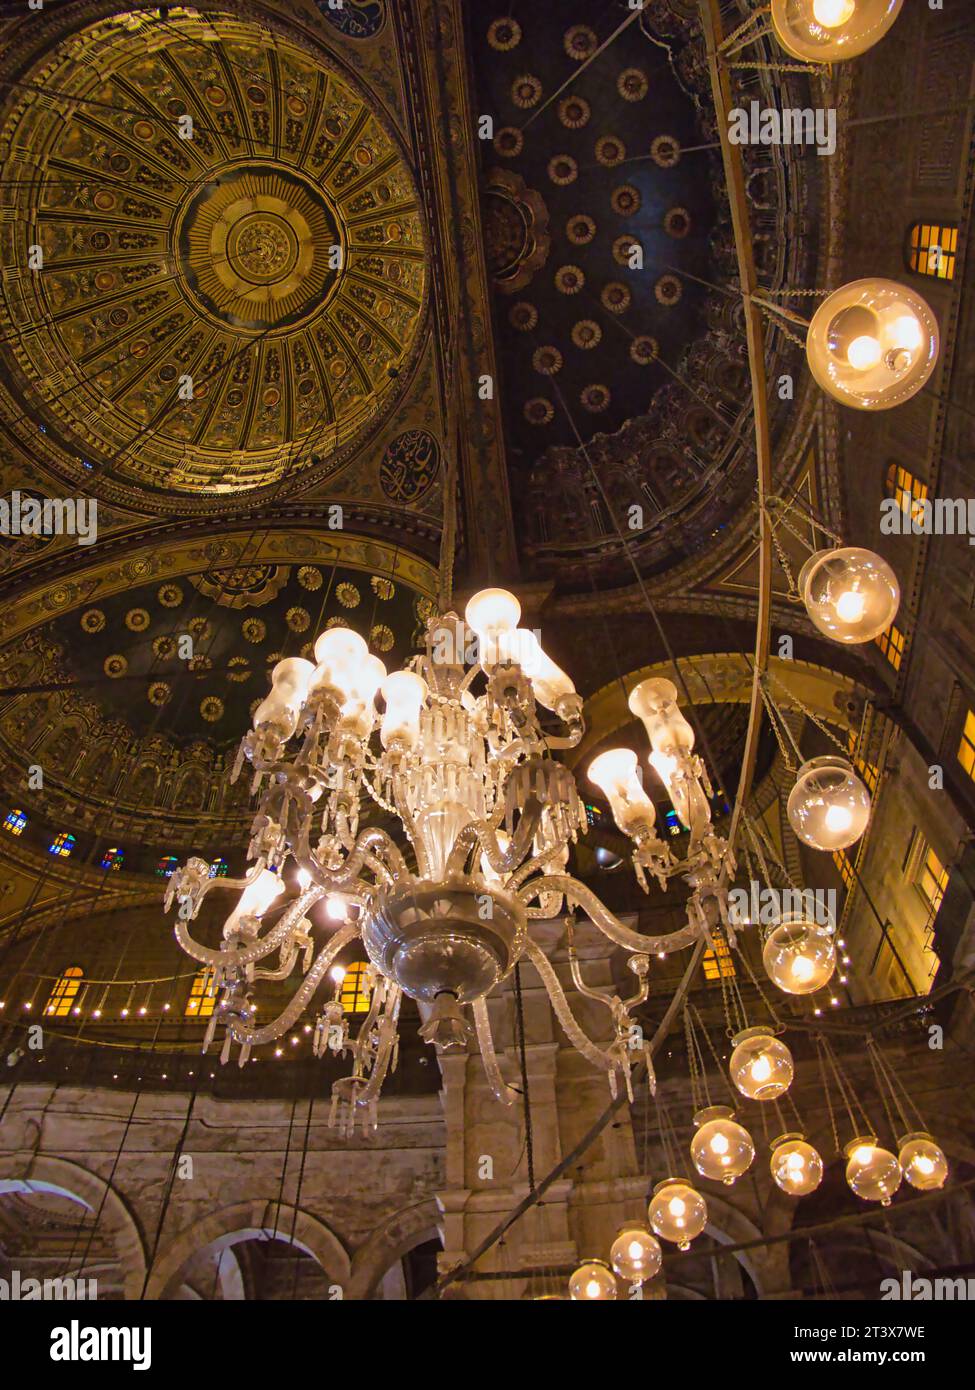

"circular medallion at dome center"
[177,167,342,332]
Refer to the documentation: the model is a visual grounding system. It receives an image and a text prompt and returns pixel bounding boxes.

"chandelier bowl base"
[362,874,528,1003]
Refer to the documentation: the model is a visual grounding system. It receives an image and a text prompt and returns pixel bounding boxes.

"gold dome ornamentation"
[371,577,396,600]
[298,567,323,592]
[125,608,150,633]
[286,607,311,633]
[80,609,105,634]
[336,583,361,609]
[104,655,128,679]
[200,697,225,724]
[0,12,428,500]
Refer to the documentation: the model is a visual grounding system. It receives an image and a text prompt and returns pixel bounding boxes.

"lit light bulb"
[764,917,836,995]
[824,803,853,834]
[690,1107,755,1185]
[845,1136,902,1205]
[609,1225,662,1283]
[813,0,856,26]
[770,1133,824,1196]
[898,1132,948,1191]
[834,589,866,624]
[568,1259,617,1301]
[847,334,881,370]
[806,278,937,409]
[799,548,900,644]
[329,965,346,985]
[771,0,904,64]
[788,756,871,850]
[648,1179,707,1249]
[497,628,576,710]
[324,895,347,922]
[730,1026,795,1101]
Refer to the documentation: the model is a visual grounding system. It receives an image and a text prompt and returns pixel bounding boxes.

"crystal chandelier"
[165,587,731,1134]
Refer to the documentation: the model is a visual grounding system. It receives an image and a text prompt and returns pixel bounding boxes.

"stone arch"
[569,652,869,770]
[0,1153,147,1300]
[347,1195,443,1300]
[144,1199,351,1300]
[698,1189,768,1296]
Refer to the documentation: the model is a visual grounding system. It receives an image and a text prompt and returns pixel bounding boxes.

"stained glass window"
[3,809,27,836]
[48,832,75,858]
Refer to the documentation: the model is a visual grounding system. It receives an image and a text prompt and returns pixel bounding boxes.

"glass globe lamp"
[587,748,657,837]
[798,547,899,645]
[763,916,835,995]
[648,1179,707,1250]
[730,1026,794,1101]
[609,1224,662,1284]
[845,1136,902,1205]
[898,1132,948,1191]
[690,1106,755,1186]
[568,1259,617,1301]
[787,756,871,851]
[805,278,938,410]
[771,0,903,64]
[770,1133,824,1196]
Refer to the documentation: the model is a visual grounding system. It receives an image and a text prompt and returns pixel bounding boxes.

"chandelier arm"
[225,922,361,1046]
[349,986,404,1107]
[173,886,325,969]
[522,939,621,1074]
[390,772,431,877]
[164,856,268,921]
[472,997,520,1107]
[519,875,702,953]
[446,803,545,877]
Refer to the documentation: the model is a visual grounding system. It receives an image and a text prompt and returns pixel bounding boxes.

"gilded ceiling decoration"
[0,10,428,500]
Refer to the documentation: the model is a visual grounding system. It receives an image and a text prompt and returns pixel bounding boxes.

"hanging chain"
[757,679,802,771]
[766,669,852,757]
[816,1038,841,1155]
[865,1037,901,1141]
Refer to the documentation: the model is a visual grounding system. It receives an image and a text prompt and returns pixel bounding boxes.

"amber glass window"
[45,966,84,1018]
[907,222,958,280]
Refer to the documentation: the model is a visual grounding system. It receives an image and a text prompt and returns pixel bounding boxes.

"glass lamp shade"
[771,0,903,64]
[497,628,575,710]
[568,1259,617,1301]
[380,671,427,750]
[465,588,521,666]
[845,1136,902,1205]
[690,1106,755,1186]
[609,1225,663,1284]
[587,748,656,836]
[898,1132,948,1191]
[798,547,900,644]
[313,625,368,670]
[253,657,316,735]
[763,917,836,995]
[730,1026,794,1101]
[805,278,938,410]
[628,677,695,753]
[770,1133,824,1196]
[648,1179,708,1250]
[225,868,284,933]
[787,756,871,851]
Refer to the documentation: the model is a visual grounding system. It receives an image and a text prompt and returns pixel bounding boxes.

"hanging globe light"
[730,1026,794,1101]
[805,278,938,410]
[648,1179,708,1250]
[771,0,903,65]
[609,1224,663,1284]
[568,1258,618,1300]
[690,1106,755,1186]
[763,915,836,995]
[770,1133,824,1196]
[898,1132,949,1191]
[845,1136,902,1205]
[798,547,900,644]
[787,756,871,851]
